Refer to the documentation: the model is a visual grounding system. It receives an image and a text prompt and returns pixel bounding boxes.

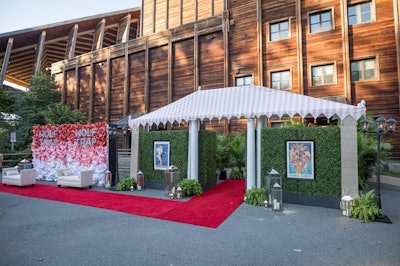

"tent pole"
[247,117,256,190]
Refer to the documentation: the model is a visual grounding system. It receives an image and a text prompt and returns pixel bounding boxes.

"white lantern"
[340,195,354,217]
[271,182,282,211]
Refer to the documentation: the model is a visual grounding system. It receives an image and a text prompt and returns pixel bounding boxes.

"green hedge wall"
[261,127,341,198]
[139,130,216,185]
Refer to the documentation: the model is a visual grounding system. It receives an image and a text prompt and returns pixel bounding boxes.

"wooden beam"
[296,0,304,94]
[256,0,263,86]
[66,25,79,59]
[117,14,132,43]
[92,19,105,51]
[144,38,149,113]
[88,62,94,122]
[340,0,351,102]
[223,10,230,87]
[74,62,80,110]
[194,23,199,92]
[168,32,173,103]
[34,31,46,76]
[0,38,13,85]
[123,44,129,116]
[105,51,112,123]
[393,0,400,111]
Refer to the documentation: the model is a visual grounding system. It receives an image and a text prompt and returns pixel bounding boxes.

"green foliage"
[216,133,246,170]
[261,127,342,198]
[41,102,86,125]
[139,130,189,182]
[229,167,243,179]
[139,130,216,186]
[357,113,393,179]
[0,73,87,153]
[198,130,217,184]
[0,88,16,114]
[178,179,203,197]
[116,177,137,191]
[216,134,230,170]
[351,190,382,222]
[245,187,267,206]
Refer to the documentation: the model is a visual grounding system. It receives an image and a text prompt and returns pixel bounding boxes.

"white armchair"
[57,168,93,189]
[2,167,36,187]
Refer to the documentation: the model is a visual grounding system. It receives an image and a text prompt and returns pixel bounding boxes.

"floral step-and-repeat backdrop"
[32,122,108,185]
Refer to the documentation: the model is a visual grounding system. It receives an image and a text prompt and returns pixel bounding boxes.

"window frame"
[234,74,254,86]
[270,69,292,90]
[348,0,375,26]
[350,57,379,82]
[268,18,291,42]
[309,62,337,87]
[308,8,335,34]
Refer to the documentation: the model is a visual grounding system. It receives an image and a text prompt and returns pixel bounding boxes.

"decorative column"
[128,118,140,179]
[189,120,199,181]
[247,116,256,190]
[256,116,267,188]
[340,116,359,198]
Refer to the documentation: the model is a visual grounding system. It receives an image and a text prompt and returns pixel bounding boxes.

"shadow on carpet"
[0,179,245,228]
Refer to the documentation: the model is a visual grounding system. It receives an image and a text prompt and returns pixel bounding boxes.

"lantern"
[105,170,112,188]
[271,182,282,211]
[164,165,180,197]
[136,170,144,191]
[266,169,281,207]
[176,186,183,199]
[340,195,354,217]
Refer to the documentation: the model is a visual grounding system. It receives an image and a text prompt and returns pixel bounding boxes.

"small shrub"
[178,179,203,197]
[116,178,137,191]
[245,187,267,206]
[229,167,243,179]
[351,190,382,222]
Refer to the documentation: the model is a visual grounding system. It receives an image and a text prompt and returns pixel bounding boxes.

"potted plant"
[178,179,203,197]
[351,190,381,222]
[227,133,246,178]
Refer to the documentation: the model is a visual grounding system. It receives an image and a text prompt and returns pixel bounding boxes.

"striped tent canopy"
[129,85,366,127]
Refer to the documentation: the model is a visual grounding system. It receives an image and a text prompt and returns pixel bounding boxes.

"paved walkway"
[0,176,399,266]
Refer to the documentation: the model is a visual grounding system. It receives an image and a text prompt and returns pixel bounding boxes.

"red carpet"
[0,179,245,228]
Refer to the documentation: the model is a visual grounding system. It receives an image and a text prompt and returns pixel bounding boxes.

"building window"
[348,2,373,25]
[270,20,289,41]
[351,58,376,81]
[271,70,291,90]
[235,75,253,86]
[311,64,335,86]
[309,10,333,33]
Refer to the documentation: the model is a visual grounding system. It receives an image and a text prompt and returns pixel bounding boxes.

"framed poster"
[286,140,315,180]
[154,141,170,170]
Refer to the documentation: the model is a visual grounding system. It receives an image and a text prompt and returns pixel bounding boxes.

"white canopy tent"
[128,85,366,196]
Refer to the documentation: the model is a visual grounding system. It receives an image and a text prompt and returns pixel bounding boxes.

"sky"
[0,0,142,34]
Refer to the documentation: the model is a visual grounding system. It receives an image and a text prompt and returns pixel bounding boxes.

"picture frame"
[154,141,170,170]
[286,140,315,180]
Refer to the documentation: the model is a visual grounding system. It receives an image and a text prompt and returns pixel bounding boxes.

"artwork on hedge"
[154,141,170,170]
[286,140,314,180]
[31,122,108,184]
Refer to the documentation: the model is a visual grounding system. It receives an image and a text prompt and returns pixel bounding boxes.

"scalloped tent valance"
[128,85,366,128]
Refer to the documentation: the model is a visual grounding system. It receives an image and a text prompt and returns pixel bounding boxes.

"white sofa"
[2,167,36,187]
[57,168,93,189]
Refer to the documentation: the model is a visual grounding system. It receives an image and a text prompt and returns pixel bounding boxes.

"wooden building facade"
[51,0,400,158]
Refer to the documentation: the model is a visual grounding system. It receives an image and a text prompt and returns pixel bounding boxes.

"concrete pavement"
[0,177,399,266]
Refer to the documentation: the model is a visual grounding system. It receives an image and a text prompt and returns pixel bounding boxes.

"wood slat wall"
[110,57,125,122]
[149,46,169,112]
[128,51,146,114]
[55,0,400,157]
[93,63,107,122]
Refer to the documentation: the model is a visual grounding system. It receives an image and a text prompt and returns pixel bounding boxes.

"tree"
[41,102,86,125]
[2,73,87,153]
